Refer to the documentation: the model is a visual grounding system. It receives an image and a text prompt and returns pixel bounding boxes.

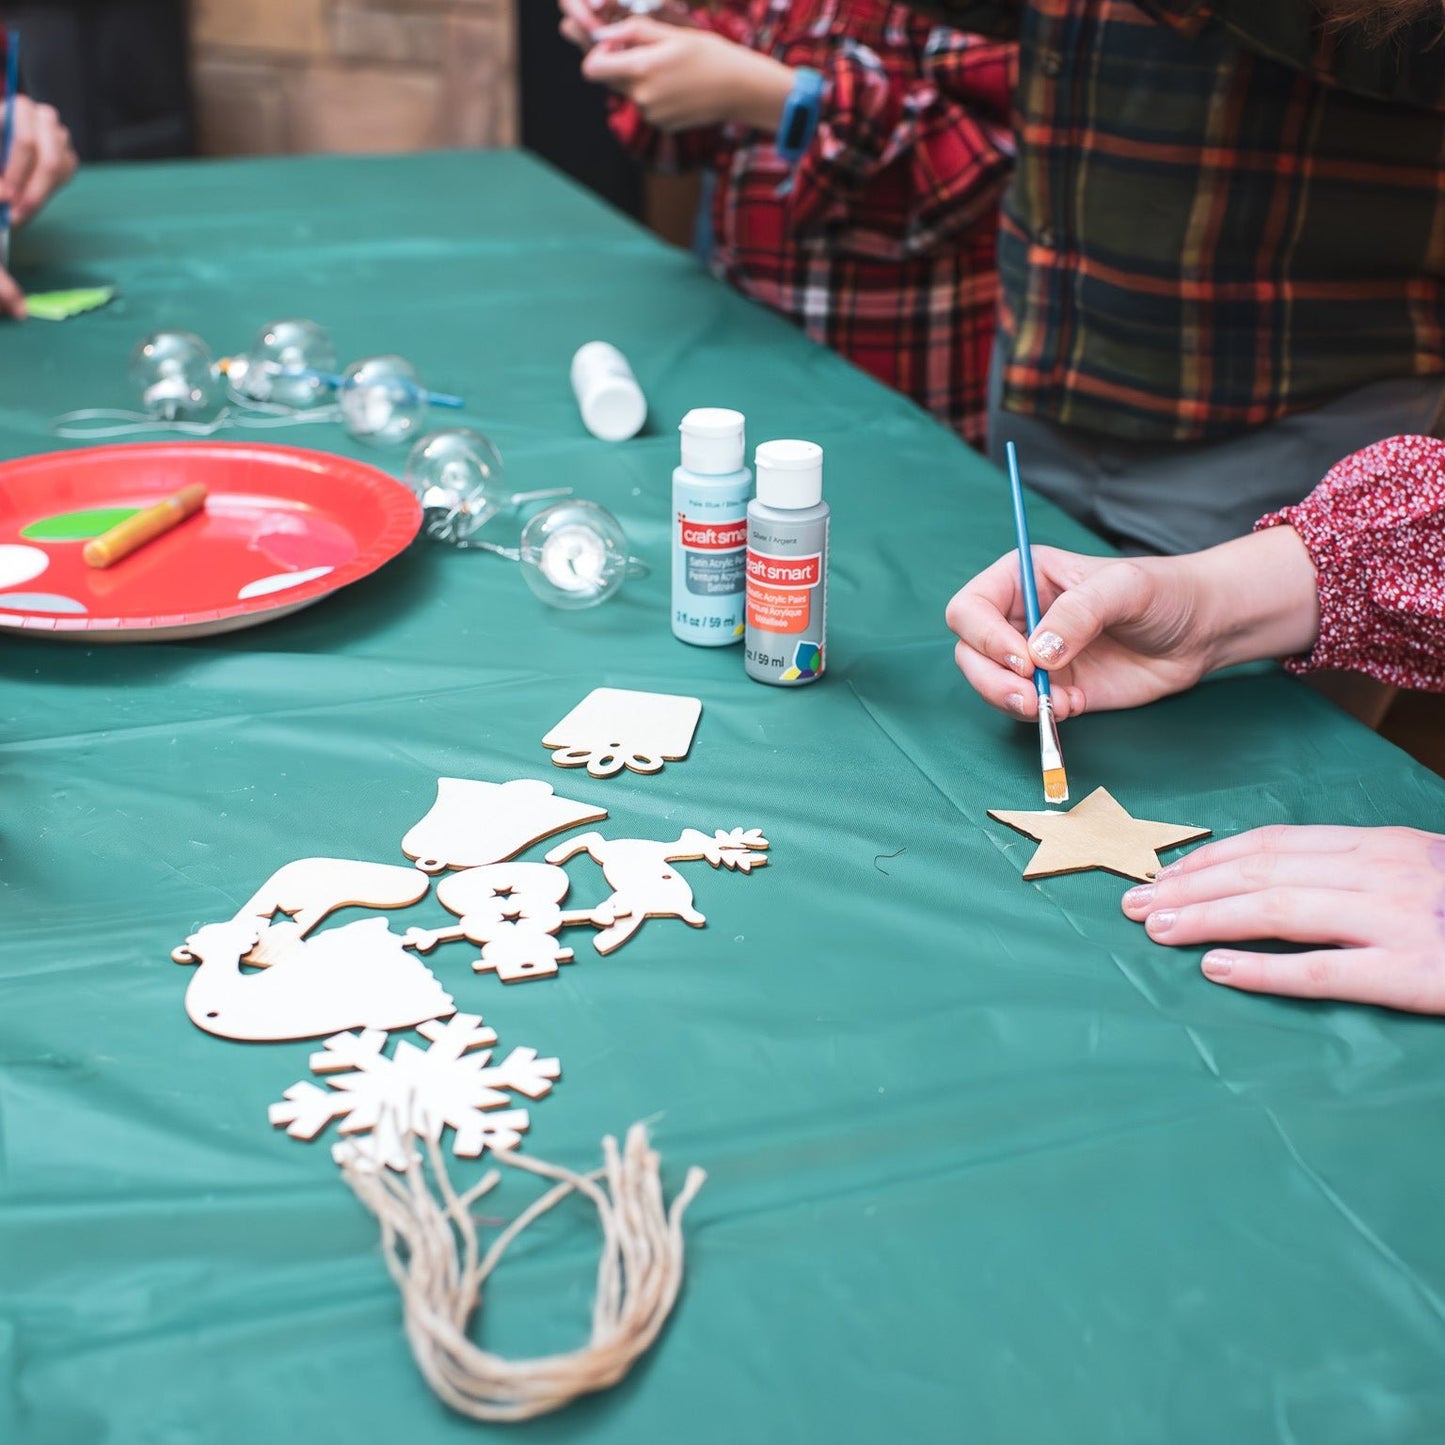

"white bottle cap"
[571,341,647,442]
[754,439,823,509]
[679,407,746,474]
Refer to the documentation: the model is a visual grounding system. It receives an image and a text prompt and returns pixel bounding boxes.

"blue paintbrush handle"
[0,30,20,271]
[1005,440,1051,700]
[306,370,463,409]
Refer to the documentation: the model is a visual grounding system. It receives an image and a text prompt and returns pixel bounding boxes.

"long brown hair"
[1318,0,1445,33]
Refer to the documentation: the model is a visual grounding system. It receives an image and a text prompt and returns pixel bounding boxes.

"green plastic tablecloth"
[2,151,1444,1445]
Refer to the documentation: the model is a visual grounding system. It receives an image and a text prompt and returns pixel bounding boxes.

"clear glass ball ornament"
[227,318,337,408]
[403,429,509,544]
[518,499,634,610]
[128,331,219,420]
[338,355,428,446]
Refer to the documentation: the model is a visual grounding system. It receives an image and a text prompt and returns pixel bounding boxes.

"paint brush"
[83,483,208,568]
[0,29,19,276]
[1005,441,1068,805]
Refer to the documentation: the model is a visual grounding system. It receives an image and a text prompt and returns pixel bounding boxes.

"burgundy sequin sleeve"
[1255,435,1445,691]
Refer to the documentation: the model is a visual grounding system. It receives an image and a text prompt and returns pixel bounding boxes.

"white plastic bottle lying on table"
[570,342,647,441]
[671,407,752,646]
[745,439,829,685]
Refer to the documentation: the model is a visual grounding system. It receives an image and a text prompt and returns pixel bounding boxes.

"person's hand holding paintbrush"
[0,28,79,320]
[945,524,1321,722]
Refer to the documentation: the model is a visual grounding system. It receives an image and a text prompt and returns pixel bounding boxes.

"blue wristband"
[775,67,824,166]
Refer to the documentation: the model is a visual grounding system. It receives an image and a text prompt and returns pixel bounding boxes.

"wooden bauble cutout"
[989,787,1209,882]
[175,915,457,1042]
[402,778,608,874]
[543,688,702,778]
[546,827,768,954]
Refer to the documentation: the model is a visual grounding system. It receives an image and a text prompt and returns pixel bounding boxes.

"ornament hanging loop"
[339,1120,706,1423]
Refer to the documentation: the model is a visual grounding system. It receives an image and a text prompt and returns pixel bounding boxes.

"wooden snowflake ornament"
[989,787,1209,882]
[269,1013,560,1171]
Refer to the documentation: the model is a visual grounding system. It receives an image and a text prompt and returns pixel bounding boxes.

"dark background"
[3,0,644,217]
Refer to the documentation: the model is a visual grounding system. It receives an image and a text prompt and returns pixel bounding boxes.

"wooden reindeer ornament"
[546,827,769,954]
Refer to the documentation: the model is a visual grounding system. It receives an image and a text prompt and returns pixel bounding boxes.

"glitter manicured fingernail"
[1005,692,1027,716]
[1123,885,1154,909]
[1005,652,1029,673]
[1145,910,1177,933]
[1202,952,1234,978]
[1031,631,1066,663]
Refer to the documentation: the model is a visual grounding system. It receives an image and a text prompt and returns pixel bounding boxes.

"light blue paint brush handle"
[1005,440,1051,700]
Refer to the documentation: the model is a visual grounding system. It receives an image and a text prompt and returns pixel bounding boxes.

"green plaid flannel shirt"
[916,0,1445,442]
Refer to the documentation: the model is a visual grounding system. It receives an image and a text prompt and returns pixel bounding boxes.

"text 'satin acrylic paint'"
[672,407,752,646]
[745,439,828,686]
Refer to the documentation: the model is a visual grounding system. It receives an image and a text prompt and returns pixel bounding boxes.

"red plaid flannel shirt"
[608,0,1015,446]
[910,0,1445,443]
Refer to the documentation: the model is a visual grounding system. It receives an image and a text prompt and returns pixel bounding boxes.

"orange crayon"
[83,483,208,569]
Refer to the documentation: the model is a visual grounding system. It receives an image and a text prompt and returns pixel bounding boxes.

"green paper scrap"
[25,286,116,321]
[22,506,139,541]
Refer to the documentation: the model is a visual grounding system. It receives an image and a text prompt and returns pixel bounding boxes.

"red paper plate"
[0,442,421,641]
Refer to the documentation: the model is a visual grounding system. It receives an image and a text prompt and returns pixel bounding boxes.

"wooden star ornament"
[989,787,1210,882]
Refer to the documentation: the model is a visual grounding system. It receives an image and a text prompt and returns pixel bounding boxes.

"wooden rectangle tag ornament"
[543,688,702,778]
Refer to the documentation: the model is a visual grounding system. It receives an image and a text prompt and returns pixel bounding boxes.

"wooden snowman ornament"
[405,863,584,983]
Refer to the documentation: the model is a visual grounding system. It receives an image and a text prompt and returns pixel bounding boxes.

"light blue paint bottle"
[672,407,752,646]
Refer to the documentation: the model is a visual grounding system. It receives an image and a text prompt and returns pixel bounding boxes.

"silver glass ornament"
[403,429,571,544]
[128,331,220,420]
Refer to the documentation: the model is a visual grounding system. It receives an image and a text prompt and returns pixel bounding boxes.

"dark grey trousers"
[988,344,1445,556]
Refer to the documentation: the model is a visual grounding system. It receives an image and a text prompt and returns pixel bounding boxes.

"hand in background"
[559,0,694,51]
[945,526,1320,721]
[0,97,78,320]
[0,265,24,319]
[1122,826,1445,1013]
[3,96,76,228]
[581,17,792,133]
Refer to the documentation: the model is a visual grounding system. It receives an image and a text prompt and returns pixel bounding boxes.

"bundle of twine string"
[338,1122,706,1423]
